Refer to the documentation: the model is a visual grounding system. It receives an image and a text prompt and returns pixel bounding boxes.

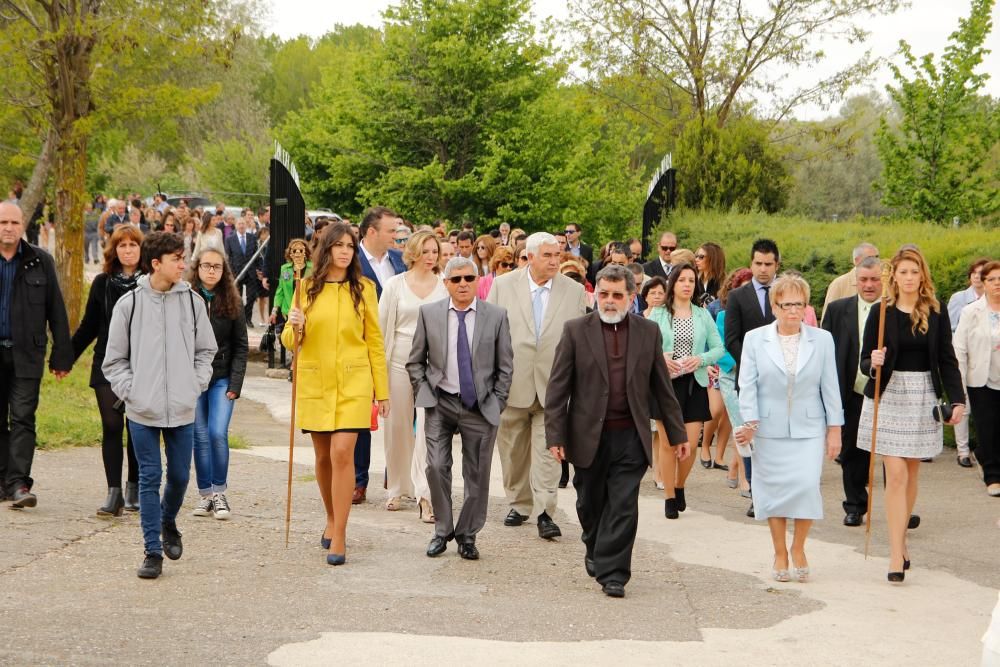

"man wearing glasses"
[393,225,411,248]
[643,231,678,280]
[407,257,513,560]
[563,223,593,267]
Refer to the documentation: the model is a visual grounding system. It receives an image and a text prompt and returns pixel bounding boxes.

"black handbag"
[931,401,954,423]
[259,324,276,353]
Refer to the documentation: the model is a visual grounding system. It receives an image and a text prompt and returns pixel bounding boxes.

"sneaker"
[212,493,231,520]
[192,496,214,517]
[137,553,163,579]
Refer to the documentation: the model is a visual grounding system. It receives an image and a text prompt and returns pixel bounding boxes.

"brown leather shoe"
[352,486,366,505]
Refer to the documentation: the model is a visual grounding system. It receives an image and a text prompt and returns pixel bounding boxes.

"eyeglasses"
[447,275,476,284]
[563,229,576,235]
[776,302,805,311]
[199,263,223,273]
[694,254,706,260]
[660,245,676,252]
[498,262,514,269]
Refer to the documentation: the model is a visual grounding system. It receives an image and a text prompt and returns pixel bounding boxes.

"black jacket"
[860,304,964,403]
[224,232,258,281]
[206,300,249,397]
[821,295,864,405]
[6,241,72,379]
[71,272,137,387]
[723,281,774,389]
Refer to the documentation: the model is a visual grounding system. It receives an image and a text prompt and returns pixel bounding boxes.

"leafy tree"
[876,0,1000,224]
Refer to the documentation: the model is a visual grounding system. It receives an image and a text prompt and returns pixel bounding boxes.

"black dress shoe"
[537,512,561,540]
[843,512,862,527]
[907,514,920,530]
[137,553,163,579]
[124,482,140,512]
[711,462,729,471]
[426,534,453,557]
[664,498,679,520]
[887,571,905,583]
[585,556,596,577]
[457,540,479,560]
[674,488,687,512]
[161,521,183,560]
[504,509,527,527]
[746,503,755,518]
[957,455,973,468]
[10,486,36,509]
[97,487,125,517]
[602,581,625,598]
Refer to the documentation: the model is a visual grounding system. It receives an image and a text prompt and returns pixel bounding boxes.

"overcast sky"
[266,0,1000,120]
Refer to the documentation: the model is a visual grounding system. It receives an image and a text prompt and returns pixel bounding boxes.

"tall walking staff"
[284,251,307,547]
[864,262,892,558]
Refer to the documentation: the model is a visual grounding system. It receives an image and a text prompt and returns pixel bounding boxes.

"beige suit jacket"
[487,267,588,408]
[822,270,856,321]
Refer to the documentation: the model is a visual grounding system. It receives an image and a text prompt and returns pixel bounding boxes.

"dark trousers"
[573,427,647,586]
[424,391,497,541]
[841,392,870,515]
[0,348,42,494]
[969,386,1000,485]
[239,278,259,324]
[94,384,138,488]
[354,430,371,488]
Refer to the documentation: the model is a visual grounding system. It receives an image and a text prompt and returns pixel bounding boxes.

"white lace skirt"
[857,370,943,459]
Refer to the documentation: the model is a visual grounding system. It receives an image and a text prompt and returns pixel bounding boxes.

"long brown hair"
[888,246,939,335]
[102,225,144,275]
[664,262,697,315]
[306,222,365,315]
[186,248,242,320]
[698,242,726,287]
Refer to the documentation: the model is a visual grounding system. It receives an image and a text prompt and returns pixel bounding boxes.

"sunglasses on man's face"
[564,229,576,235]
[660,245,676,252]
[447,275,476,284]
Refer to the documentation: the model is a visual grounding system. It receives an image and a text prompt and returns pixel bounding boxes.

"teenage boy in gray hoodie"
[103,232,217,579]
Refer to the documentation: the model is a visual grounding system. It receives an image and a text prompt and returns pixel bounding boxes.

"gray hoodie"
[102,275,217,428]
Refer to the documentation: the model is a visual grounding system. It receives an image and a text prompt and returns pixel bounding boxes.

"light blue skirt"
[751,435,824,521]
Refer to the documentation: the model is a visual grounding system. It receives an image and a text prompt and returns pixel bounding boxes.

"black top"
[204,298,249,397]
[72,272,138,387]
[893,308,931,372]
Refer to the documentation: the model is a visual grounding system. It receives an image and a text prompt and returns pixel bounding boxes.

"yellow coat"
[281,278,389,431]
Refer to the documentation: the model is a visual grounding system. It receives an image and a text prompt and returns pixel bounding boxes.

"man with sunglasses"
[408,257,513,560]
[643,231,678,280]
[563,223,592,267]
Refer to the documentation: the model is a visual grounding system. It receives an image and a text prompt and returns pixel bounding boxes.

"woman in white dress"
[378,231,449,521]
[193,210,225,258]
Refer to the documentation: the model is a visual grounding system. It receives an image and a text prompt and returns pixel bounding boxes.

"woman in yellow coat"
[282,223,390,565]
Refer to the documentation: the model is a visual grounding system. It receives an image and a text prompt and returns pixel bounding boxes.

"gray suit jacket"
[406,297,514,426]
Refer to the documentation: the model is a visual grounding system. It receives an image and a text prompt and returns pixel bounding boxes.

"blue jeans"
[193,378,234,495]
[128,422,194,556]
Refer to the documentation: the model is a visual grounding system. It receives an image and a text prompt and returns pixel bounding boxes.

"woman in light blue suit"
[735,274,844,583]
[649,262,724,519]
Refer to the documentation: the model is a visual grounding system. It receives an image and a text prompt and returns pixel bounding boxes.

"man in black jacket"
[821,256,881,527]
[224,217,259,327]
[642,231,677,280]
[0,201,73,508]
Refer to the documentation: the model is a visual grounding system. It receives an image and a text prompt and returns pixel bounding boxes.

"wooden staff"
[864,261,892,558]
[284,253,306,548]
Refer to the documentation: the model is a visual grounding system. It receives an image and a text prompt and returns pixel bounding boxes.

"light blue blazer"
[738,323,845,439]
[649,304,724,387]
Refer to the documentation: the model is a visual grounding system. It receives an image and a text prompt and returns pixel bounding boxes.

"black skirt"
[670,373,711,424]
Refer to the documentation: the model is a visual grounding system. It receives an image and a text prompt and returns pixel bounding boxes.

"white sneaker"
[192,496,213,517]
[212,493,231,520]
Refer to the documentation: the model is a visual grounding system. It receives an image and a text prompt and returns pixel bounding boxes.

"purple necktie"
[456,309,476,409]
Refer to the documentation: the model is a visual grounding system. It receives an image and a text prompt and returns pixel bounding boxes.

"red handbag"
[371,402,379,431]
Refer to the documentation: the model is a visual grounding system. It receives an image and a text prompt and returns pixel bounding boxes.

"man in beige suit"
[487,232,588,539]
[821,242,878,321]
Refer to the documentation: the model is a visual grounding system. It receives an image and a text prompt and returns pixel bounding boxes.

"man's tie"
[240,235,246,254]
[762,285,773,322]
[456,310,476,409]
[532,286,547,342]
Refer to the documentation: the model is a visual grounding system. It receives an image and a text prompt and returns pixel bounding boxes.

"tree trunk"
[53,126,88,327]
[17,128,55,223]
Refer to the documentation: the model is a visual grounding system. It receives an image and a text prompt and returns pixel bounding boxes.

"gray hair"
[525,232,557,257]
[442,256,479,279]
[856,255,881,272]
[852,242,878,263]
[595,264,636,293]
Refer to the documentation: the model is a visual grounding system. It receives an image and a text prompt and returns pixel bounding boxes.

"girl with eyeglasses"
[478,246,515,300]
[71,225,145,516]
[283,223,390,565]
[186,248,248,521]
[378,231,448,522]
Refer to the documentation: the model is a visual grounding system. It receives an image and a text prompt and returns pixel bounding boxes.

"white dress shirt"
[361,240,397,287]
[438,298,477,394]
[528,271,553,326]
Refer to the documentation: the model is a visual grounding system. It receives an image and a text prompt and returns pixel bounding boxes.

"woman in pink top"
[477,246,515,300]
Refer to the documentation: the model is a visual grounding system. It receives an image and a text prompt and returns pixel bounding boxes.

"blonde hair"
[670,248,695,266]
[402,230,441,273]
[888,246,938,334]
[769,272,811,307]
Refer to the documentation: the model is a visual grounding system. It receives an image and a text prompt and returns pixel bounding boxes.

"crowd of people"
[1,195,998,597]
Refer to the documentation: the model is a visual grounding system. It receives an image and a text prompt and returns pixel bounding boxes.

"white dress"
[378,273,448,500]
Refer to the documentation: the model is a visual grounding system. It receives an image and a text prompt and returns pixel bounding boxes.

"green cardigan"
[648,304,725,387]
[273,260,313,316]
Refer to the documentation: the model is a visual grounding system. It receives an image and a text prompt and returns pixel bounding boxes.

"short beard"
[598,307,627,324]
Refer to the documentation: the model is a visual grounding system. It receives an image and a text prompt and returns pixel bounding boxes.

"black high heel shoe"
[674,488,687,512]
[887,571,905,583]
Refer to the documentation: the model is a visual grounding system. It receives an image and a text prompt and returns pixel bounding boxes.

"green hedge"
[664,211,1000,310]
